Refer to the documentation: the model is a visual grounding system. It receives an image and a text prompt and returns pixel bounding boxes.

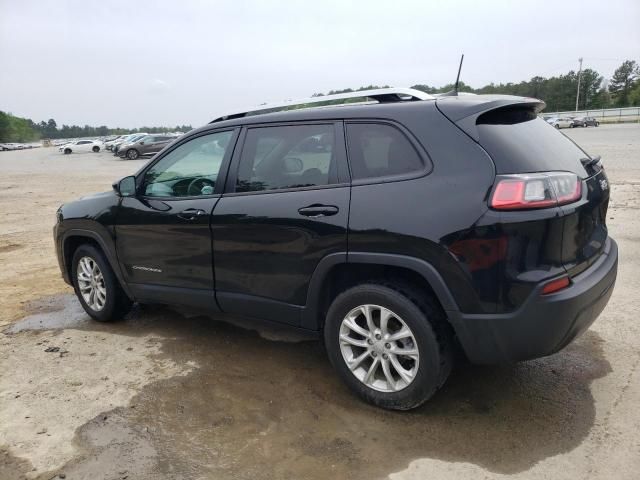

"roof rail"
[210,87,434,123]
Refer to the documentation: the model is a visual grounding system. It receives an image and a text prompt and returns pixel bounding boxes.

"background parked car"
[571,117,586,127]
[113,133,148,156]
[118,134,176,160]
[58,139,103,154]
[546,117,573,129]
[581,116,600,127]
[104,135,126,150]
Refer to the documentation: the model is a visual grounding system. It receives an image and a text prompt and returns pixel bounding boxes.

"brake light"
[541,276,570,295]
[490,172,582,210]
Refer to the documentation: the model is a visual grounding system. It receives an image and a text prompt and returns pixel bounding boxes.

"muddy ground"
[1,125,639,480]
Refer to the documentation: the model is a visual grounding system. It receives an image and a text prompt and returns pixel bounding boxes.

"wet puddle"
[3,294,612,480]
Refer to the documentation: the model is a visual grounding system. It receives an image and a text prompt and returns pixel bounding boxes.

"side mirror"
[139,141,145,145]
[113,175,137,197]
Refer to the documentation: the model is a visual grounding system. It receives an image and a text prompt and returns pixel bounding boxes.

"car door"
[75,140,90,152]
[115,128,238,310]
[212,121,350,326]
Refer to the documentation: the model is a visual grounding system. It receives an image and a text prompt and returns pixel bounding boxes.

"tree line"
[314,59,640,113]
[2,59,638,143]
[0,113,193,143]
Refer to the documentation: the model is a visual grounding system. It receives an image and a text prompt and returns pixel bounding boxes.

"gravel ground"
[0,124,639,480]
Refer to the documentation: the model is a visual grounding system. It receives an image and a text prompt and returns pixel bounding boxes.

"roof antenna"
[441,54,464,96]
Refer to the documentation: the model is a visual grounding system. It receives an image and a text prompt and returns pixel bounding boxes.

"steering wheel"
[187,177,215,196]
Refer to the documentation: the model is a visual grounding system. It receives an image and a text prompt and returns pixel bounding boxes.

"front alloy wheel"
[77,256,107,311]
[339,304,419,392]
[126,149,139,160]
[72,244,133,321]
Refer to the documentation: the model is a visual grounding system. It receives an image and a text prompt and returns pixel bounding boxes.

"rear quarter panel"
[347,104,498,313]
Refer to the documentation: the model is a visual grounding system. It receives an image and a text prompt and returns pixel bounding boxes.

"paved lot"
[0,124,639,479]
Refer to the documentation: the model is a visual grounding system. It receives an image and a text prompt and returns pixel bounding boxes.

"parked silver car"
[117,134,176,160]
[546,117,573,129]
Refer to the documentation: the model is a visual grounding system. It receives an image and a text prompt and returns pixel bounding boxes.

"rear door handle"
[298,204,339,218]
[178,208,206,220]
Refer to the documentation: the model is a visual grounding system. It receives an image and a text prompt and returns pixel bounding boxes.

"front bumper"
[449,237,618,364]
[117,144,133,157]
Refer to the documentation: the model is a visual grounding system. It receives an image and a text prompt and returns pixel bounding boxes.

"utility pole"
[575,57,583,112]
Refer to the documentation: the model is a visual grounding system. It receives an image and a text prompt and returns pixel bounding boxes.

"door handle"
[178,208,206,220]
[298,204,339,218]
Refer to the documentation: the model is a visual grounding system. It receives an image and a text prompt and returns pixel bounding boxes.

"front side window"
[143,131,233,197]
[346,123,424,180]
[236,124,335,192]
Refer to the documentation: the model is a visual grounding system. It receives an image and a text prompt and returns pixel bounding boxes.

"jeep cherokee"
[54,88,618,410]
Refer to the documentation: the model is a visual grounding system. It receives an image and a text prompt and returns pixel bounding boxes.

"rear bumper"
[449,237,618,364]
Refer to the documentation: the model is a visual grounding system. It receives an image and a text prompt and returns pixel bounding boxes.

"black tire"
[92,146,100,152]
[554,124,560,129]
[126,149,139,160]
[324,283,453,410]
[64,148,71,154]
[72,244,132,322]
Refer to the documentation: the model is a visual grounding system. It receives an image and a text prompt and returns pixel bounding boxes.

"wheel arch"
[61,229,133,299]
[301,252,460,331]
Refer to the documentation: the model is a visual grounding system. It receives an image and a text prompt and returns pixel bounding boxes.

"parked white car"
[58,140,103,154]
[546,117,573,129]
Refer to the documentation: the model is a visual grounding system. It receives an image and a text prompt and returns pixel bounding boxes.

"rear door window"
[476,108,589,177]
[345,123,424,181]
[235,124,336,192]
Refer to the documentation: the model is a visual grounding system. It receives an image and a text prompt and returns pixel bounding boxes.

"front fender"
[57,225,132,299]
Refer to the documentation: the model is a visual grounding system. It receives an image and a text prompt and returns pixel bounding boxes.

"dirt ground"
[1,125,639,480]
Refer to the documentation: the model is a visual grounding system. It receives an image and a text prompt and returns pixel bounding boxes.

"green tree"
[609,60,639,107]
[577,69,603,110]
[45,118,58,138]
[629,81,640,106]
[0,111,10,141]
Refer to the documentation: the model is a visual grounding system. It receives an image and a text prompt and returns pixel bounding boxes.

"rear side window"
[477,107,589,177]
[236,124,336,192]
[346,123,423,181]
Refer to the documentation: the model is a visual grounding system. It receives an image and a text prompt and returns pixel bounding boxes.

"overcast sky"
[1,0,638,128]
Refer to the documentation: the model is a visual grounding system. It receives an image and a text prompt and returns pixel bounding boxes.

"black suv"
[54,89,617,410]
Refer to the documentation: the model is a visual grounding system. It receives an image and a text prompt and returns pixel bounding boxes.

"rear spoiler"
[436,95,546,141]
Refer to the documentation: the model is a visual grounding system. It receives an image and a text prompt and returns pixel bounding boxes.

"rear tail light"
[490,172,582,210]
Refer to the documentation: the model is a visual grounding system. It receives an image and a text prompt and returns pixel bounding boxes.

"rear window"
[476,107,589,178]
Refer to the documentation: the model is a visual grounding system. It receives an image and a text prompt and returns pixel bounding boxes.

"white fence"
[545,107,640,123]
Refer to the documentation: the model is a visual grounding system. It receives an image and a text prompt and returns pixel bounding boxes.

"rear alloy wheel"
[64,148,72,154]
[339,304,420,392]
[72,244,132,322]
[126,148,139,160]
[555,124,560,129]
[92,145,100,152]
[325,283,452,410]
